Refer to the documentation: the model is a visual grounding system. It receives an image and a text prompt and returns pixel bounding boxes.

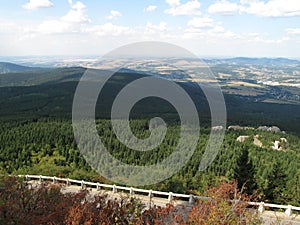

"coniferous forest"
[1,118,300,206]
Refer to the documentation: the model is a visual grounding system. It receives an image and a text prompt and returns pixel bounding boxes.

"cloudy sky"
[0,0,300,57]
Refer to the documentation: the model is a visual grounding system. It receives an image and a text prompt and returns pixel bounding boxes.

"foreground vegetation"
[0,176,262,225]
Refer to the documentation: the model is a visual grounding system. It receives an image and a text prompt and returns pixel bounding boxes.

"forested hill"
[1,66,300,134]
[0,66,85,87]
[0,62,45,74]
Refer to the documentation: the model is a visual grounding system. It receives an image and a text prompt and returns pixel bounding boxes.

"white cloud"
[106,10,122,20]
[165,0,201,16]
[210,25,226,34]
[142,22,173,39]
[187,17,214,28]
[166,0,180,7]
[22,0,53,10]
[208,0,240,15]
[62,1,90,24]
[184,23,238,40]
[286,28,300,35]
[70,1,86,11]
[2,0,298,57]
[36,1,90,34]
[207,0,300,17]
[185,16,237,40]
[240,0,300,17]
[0,21,19,34]
[248,36,286,44]
[146,22,168,32]
[85,23,133,36]
[37,20,71,34]
[144,5,157,12]
[1,18,297,57]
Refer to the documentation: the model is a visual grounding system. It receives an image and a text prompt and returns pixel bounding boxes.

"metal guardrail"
[17,175,300,216]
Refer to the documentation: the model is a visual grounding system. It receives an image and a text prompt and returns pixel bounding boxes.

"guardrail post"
[258,202,265,213]
[53,176,56,184]
[26,175,29,181]
[81,180,85,189]
[97,183,101,191]
[66,179,70,186]
[168,192,173,202]
[285,205,292,216]
[189,195,194,205]
[130,187,134,196]
[39,175,42,183]
[113,185,117,193]
[149,190,153,198]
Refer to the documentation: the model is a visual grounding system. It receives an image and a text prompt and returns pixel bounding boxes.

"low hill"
[0,67,85,87]
[0,62,45,74]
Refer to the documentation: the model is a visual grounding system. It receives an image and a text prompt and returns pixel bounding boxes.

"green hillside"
[0,67,85,87]
[1,68,300,133]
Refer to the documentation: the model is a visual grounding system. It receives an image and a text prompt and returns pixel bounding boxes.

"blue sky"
[0,0,300,57]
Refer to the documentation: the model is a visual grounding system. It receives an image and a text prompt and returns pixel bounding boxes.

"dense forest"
[0,118,299,206]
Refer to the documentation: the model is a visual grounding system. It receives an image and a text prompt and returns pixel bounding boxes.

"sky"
[0,0,300,57]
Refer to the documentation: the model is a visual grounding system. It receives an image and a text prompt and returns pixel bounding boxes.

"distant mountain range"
[0,62,47,74]
[205,57,300,66]
[1,57,299,72]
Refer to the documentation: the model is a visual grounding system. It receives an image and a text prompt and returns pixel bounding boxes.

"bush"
[0,177,261,224]
[188,181,262,225]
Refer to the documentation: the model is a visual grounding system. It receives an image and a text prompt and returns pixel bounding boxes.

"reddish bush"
[0,176,71,224]
[0,177,261,224]
[188,181,262,225]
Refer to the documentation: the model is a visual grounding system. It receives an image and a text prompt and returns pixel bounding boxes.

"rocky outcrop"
[271,141,281,150]
[228,125,282,133]
[280,138,288,143]
[228,125,254,131]
[258,126,281,133]
[212,126,224,131]
[257,126,268,131]
[271,138,288,151]
[231,125,288,151]
[253,135,263,147]
[235,133,288,151]
[237,136,250,142]
[228,125,243,131]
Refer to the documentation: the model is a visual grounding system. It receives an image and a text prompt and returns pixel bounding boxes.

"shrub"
[188,180,262,225]
[0,177,261,224]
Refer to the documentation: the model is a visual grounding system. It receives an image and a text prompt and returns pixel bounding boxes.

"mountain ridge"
[0,62,47,74]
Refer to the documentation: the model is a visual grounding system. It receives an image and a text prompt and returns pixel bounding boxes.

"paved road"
[261,211,300,225]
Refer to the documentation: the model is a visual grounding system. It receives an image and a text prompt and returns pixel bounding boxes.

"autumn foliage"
[188,181,262,225]
[0,177,261,224]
